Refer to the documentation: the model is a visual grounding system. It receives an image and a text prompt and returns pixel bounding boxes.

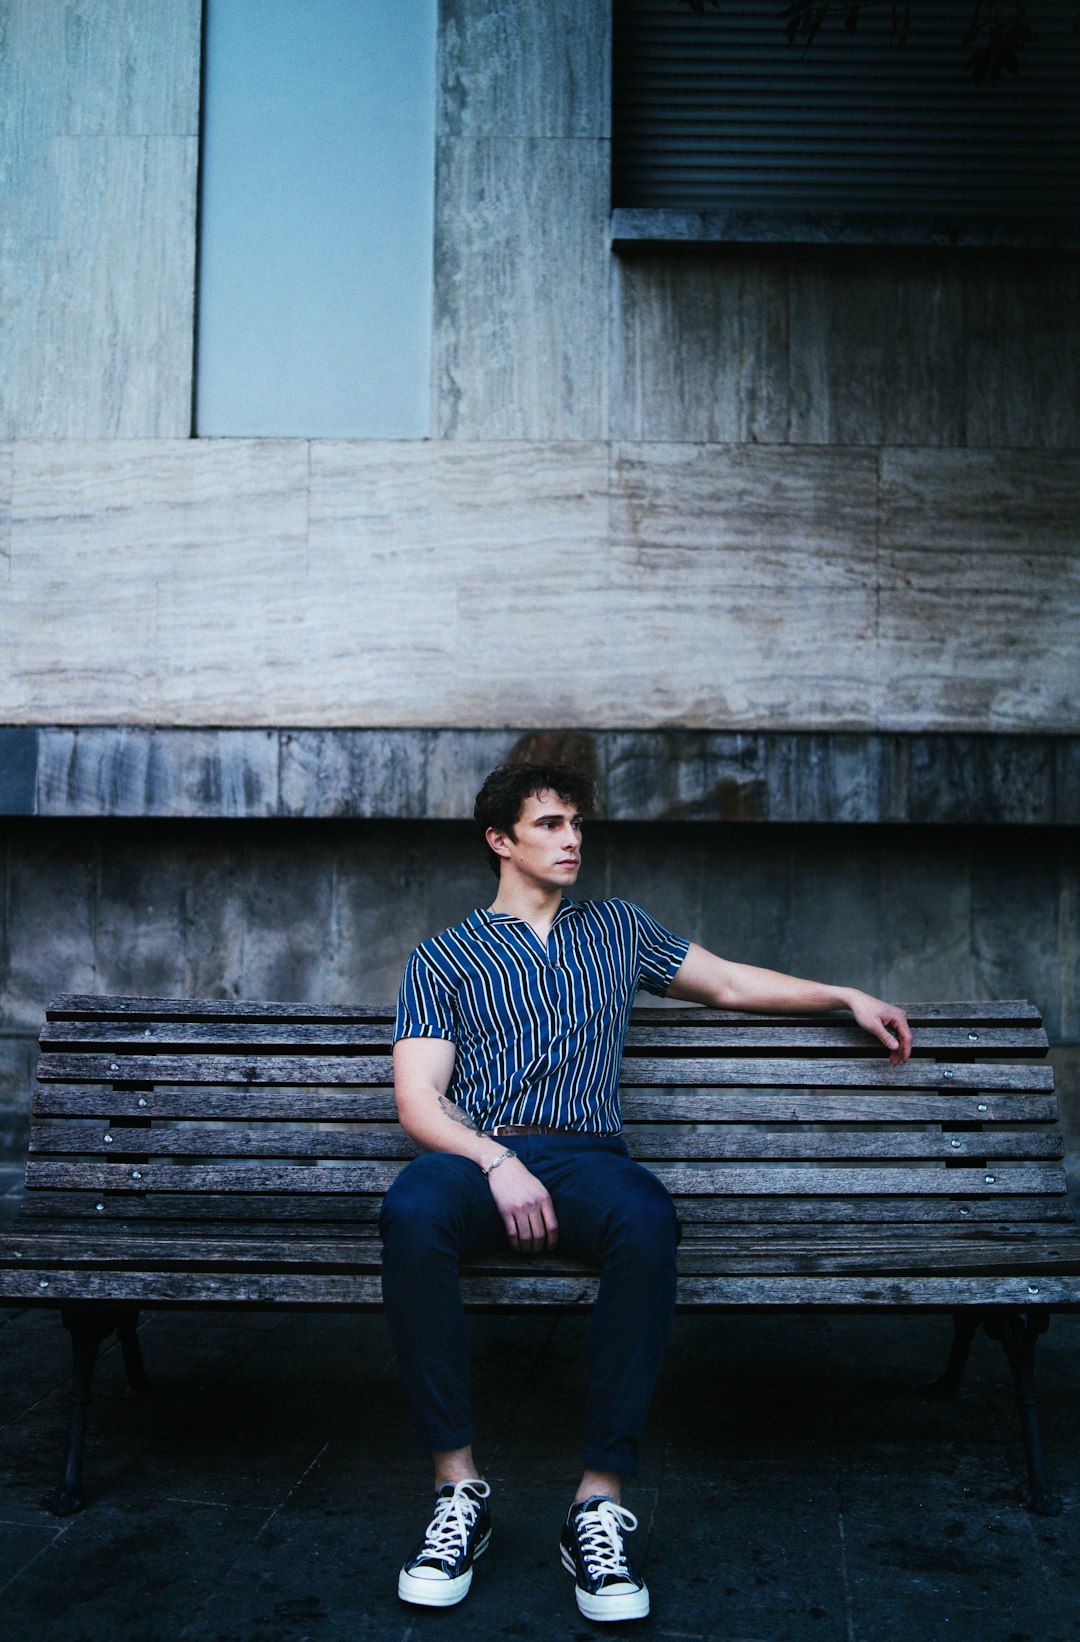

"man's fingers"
[541,1197,559,1249]
[526,1207,548,1250]
[882,1009,912,1065]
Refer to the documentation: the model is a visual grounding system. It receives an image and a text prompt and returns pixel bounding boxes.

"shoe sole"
[560,1545,650,1621]
[398,1531,490,1608]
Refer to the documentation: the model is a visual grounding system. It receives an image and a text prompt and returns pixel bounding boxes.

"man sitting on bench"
[381,761,911,1623]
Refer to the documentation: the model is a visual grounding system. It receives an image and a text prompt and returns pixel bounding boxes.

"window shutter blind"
[612,0,1080,245]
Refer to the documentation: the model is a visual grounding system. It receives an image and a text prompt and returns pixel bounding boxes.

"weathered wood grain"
[33,1018,1050,1070]
[3,1269,1079,1311]
[29,1087,1056,1124]
[25,1123,1063,1164]
[21,1160,1068,1199]
[15,1192,1072,1229]
[31,1034,1049,1092]
[44,995,1046,1026]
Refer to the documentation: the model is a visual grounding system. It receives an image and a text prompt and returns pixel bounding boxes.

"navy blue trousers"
[378,1133,679,1477]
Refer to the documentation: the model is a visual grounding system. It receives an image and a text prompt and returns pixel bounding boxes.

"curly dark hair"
[473,762,597,877]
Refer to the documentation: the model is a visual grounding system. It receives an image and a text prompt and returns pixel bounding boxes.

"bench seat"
[2,992,1077,1514]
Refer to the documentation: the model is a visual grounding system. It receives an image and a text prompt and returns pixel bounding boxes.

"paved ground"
[2,1169,1080,1642]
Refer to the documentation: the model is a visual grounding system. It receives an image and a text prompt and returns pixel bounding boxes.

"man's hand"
[487,1156,559,1253]
[848,992,912,1065]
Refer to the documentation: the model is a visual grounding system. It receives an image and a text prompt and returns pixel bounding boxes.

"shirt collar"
[475,897,581,928]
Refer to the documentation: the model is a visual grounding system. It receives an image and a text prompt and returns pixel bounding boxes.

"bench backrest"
[23,995,1065,1240]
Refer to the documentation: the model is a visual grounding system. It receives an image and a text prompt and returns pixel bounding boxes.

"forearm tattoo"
[437,1094,478,1130]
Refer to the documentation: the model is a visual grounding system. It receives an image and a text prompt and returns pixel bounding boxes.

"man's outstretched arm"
[666,944,912,1065]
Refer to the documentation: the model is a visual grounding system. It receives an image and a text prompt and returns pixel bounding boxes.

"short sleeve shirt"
[394,897,690,1133]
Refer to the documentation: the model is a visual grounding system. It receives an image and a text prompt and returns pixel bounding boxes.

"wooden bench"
[1,992,1078,1518]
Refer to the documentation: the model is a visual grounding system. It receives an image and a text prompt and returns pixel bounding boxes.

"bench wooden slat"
[14,1189,1073,1226]
[4,1237,1080,1283]
[31,1044,1051,1088]
[27,1085,1059,1123]
[25,1122,1065,1164]
[45,995,1044,1026]
[40,1018,1051,1056]
[2,1267,1078,1310]
[22,1159,1069,1197]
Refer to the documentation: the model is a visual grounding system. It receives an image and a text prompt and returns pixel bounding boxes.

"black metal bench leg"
[923,1311,980,1400]
[52,1304,118,1516]
[115,1304,153,1399]
[984,1309,1061,1517]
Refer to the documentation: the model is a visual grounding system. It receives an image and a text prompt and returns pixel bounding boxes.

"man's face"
[488,789,583,889]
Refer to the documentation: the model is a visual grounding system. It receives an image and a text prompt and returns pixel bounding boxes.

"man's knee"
[605,1172,680,1265]
[380,1153,469,1253]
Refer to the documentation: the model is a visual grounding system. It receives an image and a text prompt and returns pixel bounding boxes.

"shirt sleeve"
[626,901,691,997]
[394,946,459,1044]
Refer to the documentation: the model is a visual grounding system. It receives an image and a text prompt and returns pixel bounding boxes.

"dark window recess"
[612,0,1080,248]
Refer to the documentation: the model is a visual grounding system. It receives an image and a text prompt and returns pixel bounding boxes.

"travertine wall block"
[963,259,1080,449]
[0,444,11,577]
[0,0,201,438]
[3,439,1078,731]
[878,450,1080,732]
[611,252,790,444]
[307,440,610,722]
[438,0,609,139]
[432,138,610,439]
[6,440,309,719]
[610,444,877,590]
[612,247,1080,450]
[787,254,968,447]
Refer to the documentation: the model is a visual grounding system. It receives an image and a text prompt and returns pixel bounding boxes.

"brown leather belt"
[490,1124,587,1137]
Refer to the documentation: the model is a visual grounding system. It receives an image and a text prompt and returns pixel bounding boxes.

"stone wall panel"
[307,440,610,723]
[432,137,609,439]
[6,440,309,721]
[0,0,200,438]
[610,251,789,443]
[438,0,608,139]
[610,443,877,590]
[787,253,967,447]
[963,259,1080,449]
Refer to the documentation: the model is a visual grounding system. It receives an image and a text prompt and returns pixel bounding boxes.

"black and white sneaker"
[397,1479,492,1608]
[560,1494,650,1621]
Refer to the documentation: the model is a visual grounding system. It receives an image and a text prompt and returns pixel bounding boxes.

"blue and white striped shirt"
[394,898,690,1134]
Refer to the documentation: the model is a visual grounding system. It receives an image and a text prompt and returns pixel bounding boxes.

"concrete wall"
[0,0,1077,733]
[1,817,1077,1160]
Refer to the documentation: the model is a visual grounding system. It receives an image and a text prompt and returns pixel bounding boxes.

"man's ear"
[485,825,512,860]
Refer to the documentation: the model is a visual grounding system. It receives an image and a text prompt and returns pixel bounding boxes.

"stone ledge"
[1,727,1077,825]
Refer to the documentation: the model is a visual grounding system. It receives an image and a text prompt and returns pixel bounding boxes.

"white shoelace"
[575,1499,639,1579]
[418,1480,491,1562]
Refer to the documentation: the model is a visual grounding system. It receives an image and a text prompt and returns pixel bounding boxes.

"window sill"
[610,209,1080,252]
